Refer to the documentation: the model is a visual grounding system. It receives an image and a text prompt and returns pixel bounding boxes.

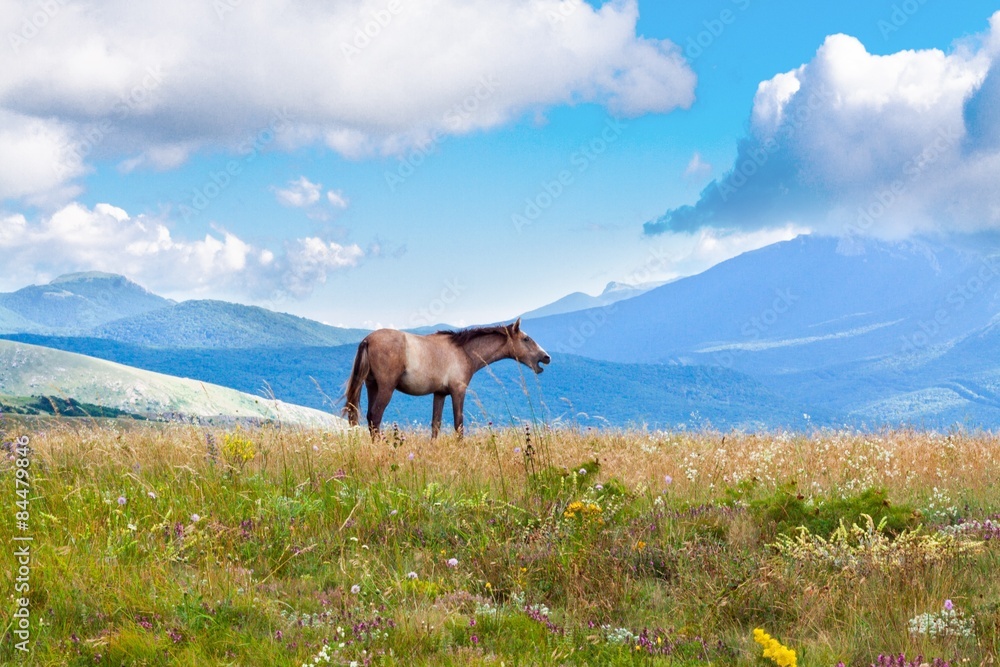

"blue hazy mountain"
[521,280,668,320]
[523,234,1000,427]
[0,273,368,348]
[92,299,369,348]
[526,235,991,368]
[0,272,173,332]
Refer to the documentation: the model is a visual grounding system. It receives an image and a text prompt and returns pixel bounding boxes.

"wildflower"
[908,601,975,638]
[117,496,127,506]
[753,628,796,667]
[664,475,673,485]
[147,491,156,499]
[595,484,603,491]
[127,523,137,531]
[407,452,415,461]
[471,634,479,644]
[350,584,361,594]
[578,468,587,475]
[191,513,201,523]
[447,558,459,568]
[514,447,521,454]
[407,571,418,580]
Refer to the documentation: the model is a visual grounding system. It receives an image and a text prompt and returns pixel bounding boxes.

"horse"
[343,318,551,438]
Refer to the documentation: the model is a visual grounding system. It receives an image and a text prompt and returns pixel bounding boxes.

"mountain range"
[0,272,368,348]
[4,234,1000,429]
[524,235,1000,427]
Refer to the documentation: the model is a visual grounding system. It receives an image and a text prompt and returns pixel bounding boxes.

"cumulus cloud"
[274,177,323,208]
[645,13,1000,239]
[0,110,85,204]
[0,203,363,299]
[0,0,695,203]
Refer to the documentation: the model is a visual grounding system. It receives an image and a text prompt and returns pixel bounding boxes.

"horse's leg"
[365,377,378,436]
[451,388,466,438]
[368,387,394,439]
[431,393,446,439]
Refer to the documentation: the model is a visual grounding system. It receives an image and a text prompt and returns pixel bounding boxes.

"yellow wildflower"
[753,628,796,667]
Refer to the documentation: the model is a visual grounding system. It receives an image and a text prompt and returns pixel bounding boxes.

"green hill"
[0,339,347,427]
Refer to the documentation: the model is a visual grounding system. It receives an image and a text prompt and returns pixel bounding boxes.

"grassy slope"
[0,423,997,665]
[0,339,346,428]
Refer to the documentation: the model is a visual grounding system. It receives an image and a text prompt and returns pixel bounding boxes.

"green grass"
[0,421,998,665]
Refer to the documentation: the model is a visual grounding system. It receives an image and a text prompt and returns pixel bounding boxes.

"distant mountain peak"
[0,271,174,333]
[50,271,130,284]
[601,280,668,295]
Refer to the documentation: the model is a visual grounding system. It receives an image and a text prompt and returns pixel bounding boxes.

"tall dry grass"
[1,418,998,665]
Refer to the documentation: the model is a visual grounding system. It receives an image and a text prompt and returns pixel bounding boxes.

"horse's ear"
[512,317,521,332]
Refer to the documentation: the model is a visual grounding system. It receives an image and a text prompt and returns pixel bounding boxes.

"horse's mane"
[437,324,512,347]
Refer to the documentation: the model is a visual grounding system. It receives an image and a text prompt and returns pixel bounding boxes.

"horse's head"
[507,318,551,373]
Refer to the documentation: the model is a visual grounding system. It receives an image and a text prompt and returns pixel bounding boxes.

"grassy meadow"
[1,418,999,666]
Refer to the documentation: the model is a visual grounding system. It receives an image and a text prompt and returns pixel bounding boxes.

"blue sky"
[2,0,999,328]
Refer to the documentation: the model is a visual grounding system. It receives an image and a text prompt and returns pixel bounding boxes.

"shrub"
[746,484,919,538]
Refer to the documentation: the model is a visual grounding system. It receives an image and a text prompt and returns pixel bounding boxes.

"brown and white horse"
[343,318,550,438]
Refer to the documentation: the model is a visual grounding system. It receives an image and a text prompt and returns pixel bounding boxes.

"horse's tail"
[343,339,369,426]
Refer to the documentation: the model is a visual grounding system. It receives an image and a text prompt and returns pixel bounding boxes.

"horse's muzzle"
[535,354,552,373]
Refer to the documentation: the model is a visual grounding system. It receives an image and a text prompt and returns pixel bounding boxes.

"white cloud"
[274,176,322,208]
[0,0,695,203]
[668,225,809,277]
[0,202,363,299]
[683,152,712,180]
[279,237,366,298]
[326,190,349,209]
[0,110,85,204]
[646,13,1000,239]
